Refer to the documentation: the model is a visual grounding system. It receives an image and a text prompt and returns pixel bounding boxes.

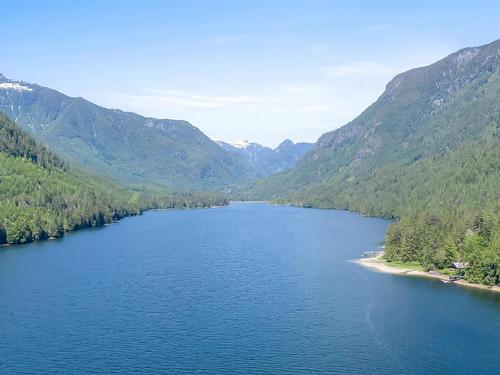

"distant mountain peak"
[218,138,313,177]
[277,139,294,148]
[217,139,265,149]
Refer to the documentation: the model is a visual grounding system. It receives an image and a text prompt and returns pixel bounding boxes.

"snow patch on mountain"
[0,82,33,92]
[231,139,252,149]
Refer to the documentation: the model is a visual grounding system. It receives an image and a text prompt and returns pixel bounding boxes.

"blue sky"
[2,0,499,146]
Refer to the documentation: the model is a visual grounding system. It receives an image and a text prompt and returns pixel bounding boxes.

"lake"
[0,202,499,374]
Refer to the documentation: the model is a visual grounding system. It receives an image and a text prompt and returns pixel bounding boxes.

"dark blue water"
[0,203,499,374]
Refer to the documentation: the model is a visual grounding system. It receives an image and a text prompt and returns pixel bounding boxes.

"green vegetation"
[247,40,500,285]
[0,74,253,191]
[385,208,499,285]
[0,114,228,245]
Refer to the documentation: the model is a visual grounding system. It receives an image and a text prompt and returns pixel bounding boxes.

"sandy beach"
[353,256,500,293]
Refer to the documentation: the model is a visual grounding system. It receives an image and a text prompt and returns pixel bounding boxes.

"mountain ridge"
[217,138,313,177]
[250,38,500,205]
[0,74,253,191]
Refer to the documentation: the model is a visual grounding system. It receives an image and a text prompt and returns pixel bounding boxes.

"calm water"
[0,203,499,374]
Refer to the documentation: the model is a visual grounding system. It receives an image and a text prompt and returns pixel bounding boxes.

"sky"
[2,0,500,147]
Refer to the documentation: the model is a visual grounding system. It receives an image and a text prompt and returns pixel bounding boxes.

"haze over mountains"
[0,73,254,190]
[217,139,313,177]
[0,73,314,191]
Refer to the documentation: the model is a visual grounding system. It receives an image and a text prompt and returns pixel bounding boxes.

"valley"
[1,40,499,286]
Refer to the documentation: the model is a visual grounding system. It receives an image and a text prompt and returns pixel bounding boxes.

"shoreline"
[353,255,500,293]
[1,203,229,249]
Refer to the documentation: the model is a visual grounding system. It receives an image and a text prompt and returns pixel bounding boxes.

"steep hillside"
[217,139,312,177]
[0,75,252,190]
[0,113,140,244]
[249,39,500,285]
[250,39,500,211]
[0,114,227,245]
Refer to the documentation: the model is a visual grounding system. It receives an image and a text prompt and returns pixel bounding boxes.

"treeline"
[138,188,228,209]
[0,114,228,245]
[385,209,499,285]
[0,151,139,244]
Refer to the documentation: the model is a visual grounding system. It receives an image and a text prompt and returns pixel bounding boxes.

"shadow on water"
[0,221,115,254]
[386,271,500,306]
[452,284,500,306]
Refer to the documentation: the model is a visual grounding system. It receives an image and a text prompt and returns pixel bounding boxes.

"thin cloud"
[119,89,283,110]
[321,61,395,78]
[282,84,327,94]
[303,105,333,112]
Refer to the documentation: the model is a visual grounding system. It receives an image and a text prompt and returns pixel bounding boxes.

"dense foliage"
[0,112,65,169]
[247,40,500,285]
[0,114,228,245]
[385,208,499,285]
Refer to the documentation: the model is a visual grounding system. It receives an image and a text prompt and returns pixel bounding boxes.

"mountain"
[0,112,140,244]
[217,139,313,177]
[0,113,228,245]
[0,74,252,191]
[249,39,500,285]
[250,39,500,212]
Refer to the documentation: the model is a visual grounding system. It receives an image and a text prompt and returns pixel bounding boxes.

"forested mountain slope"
[0,75,253,191]
[250,39,500,207]
[0,114,227,245]
[248,39,500,285]
[0,113,140,244]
